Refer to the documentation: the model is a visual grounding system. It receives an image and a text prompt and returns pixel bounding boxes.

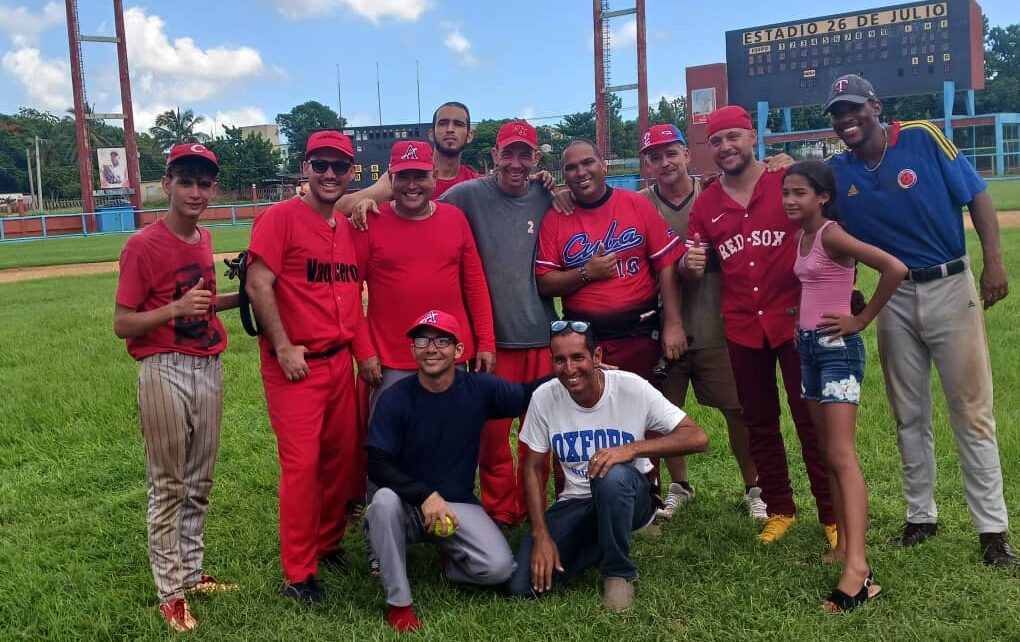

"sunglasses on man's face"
[550,319,591,336]
[412,336,455,349]
[308,159,352,175]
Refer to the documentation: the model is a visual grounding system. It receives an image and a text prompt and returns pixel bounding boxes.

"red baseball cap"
[496,121,538,149]
[167,143,218,168]
[406,309,461,341]
[705,106,754,138]
[639,124,687,154]
[305,130,354,160]
[389,141,434,174]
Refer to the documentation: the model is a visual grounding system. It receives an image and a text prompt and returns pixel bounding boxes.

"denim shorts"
[798,329,866,404]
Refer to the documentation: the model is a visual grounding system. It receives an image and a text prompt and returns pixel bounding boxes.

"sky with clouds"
[1,0,1018,139]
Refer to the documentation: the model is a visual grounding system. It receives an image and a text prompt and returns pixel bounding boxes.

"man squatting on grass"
[508,321,709,611]
[114,143,239,633]
[246,130,379,603]
[363,310,553,633]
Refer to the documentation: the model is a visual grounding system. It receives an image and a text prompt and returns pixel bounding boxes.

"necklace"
[863,127,888,173]
[392,199,434,220]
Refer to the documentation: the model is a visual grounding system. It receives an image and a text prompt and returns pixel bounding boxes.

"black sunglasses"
[550,319,591,336]
[412,336,455,349]
[308,159,352,175]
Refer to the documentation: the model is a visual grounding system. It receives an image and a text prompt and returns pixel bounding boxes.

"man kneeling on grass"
[114,144,238,632]
[507,320,709,610]
[364,310,553,633]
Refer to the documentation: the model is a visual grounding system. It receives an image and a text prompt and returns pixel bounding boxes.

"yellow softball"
[433,516,457,537]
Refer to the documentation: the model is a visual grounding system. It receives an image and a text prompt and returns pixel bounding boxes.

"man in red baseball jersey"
[684,106,834,544]
[352,139,496,410]
[536,139,687,384]
[246,130,378,603]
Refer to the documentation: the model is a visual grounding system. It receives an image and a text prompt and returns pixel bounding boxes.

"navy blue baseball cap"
[824,74,878,113]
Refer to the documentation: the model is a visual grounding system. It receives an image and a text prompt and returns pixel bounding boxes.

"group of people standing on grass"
[115,73,1014,634]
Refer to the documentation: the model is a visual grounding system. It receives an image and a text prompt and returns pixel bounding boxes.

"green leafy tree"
[275,101,344,172]
[149,108,210,152]
[206,126,283,190]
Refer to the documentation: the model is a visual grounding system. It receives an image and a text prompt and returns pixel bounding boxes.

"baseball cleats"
[656,482,694,519]
[184,574,236,594]
[159,598,197,632]
[280,574,324,604]
[980,532,1018,567]
[743,486,768,521]
[387,604,422,632]
[824,523,839,550]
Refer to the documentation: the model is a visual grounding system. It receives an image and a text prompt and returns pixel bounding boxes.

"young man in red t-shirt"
[246,131,378,603]
[684,106,834,545]
[353,140,496,411]
[114,144,239,632]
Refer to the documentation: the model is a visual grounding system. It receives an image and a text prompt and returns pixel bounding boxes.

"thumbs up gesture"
[174,276,212,316]
[685,233,707,277]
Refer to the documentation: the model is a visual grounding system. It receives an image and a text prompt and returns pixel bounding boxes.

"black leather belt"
[906,258,965,282]
[270,344,345,360]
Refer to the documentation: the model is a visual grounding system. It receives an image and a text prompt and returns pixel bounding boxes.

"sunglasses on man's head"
[412,336,455,349]
[308,159,352,175]
[550,319,591,336]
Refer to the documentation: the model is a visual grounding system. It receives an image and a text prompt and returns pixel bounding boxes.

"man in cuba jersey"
[507,322,708,611]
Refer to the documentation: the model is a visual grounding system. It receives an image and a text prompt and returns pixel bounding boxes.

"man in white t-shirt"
[507,320,708,611]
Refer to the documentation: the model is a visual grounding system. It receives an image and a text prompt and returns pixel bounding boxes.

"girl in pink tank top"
[783,161,907,614]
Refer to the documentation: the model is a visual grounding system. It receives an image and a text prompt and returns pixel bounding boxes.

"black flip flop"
[823,571,881,613]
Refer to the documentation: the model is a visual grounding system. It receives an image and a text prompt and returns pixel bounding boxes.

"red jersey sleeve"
[115,234,152,309]
[637,196,683,271]
[535,207,563,275]
[248,207,286,275]
[455,208,496,353]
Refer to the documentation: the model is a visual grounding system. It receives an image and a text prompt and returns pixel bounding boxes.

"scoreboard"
[725,0,984,109]
[342,122,432,189]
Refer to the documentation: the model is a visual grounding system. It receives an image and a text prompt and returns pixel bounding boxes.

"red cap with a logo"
[389,141,434,174]
[305,130,354,160]
[406,309,461,341]
[167,143,218,168]
[496,121,538,149]
[639,124,687,154]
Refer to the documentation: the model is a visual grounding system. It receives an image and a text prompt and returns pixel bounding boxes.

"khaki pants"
[876,261,1008,533]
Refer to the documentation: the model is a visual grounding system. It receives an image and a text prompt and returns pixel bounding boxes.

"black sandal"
[822,571,881,613]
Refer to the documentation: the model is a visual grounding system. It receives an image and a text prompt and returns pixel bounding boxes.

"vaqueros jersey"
[829,120,987,269]
[440,177,557,349]
[434,165,482,198]
[536,187,682,330]
[365,371,528,504]
[248,197,373,360]
[352,201,495,369]
[519,370,685,501]
[687,170,799,349]
[116,219,227,360]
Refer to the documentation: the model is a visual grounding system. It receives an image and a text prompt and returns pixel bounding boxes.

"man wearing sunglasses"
[364,310,554,632]
[246,130,379,603]
[507,320,708,611]
[352,140,496,415]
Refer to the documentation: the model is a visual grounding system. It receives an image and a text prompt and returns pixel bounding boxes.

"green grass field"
[986,179,1020,211]
[1,231,1018,640]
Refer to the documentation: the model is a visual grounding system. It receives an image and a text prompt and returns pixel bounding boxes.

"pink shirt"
[793,220,855,330]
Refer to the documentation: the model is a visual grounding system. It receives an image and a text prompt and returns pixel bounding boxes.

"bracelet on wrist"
[579,265,592,284]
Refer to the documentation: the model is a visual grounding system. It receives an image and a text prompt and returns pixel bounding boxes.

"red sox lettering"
[716,229,788,260]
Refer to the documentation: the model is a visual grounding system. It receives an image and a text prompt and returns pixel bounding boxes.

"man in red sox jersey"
[536,139,687,384]
[684,107,835,544]
[247,130,378,603]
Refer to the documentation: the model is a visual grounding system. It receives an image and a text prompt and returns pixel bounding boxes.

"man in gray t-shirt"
[439,121,559,527]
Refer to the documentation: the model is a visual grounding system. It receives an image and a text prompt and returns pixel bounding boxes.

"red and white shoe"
[185,574,237,594]
[159,598,197,632]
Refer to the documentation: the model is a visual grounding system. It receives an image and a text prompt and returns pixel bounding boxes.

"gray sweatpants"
[366,487,516,607]
[138,352,223,602]
[876,261,1008,533]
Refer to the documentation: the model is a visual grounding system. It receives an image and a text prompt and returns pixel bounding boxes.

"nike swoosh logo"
[711,213,725,223]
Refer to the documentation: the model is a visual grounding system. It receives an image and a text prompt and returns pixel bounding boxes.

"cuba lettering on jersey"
[305,257,359,284]
[562,221,647,268]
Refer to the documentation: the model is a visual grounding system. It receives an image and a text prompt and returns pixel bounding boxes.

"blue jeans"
[798,329,866,405]
[506,464,655,597]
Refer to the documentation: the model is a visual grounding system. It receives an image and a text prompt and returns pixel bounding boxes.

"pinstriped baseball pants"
[138,352,223,602]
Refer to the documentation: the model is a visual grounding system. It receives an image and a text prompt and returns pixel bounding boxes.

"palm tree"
[149,107,210,151]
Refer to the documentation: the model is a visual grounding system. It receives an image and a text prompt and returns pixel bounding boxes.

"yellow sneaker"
[758,515,796,543]
[824,523,838,550]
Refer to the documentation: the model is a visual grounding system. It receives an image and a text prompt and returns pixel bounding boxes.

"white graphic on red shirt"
[717,230,787,260]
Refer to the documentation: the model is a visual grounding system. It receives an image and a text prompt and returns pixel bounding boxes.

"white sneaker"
[744,486,768,521]
[656,482,694,519]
